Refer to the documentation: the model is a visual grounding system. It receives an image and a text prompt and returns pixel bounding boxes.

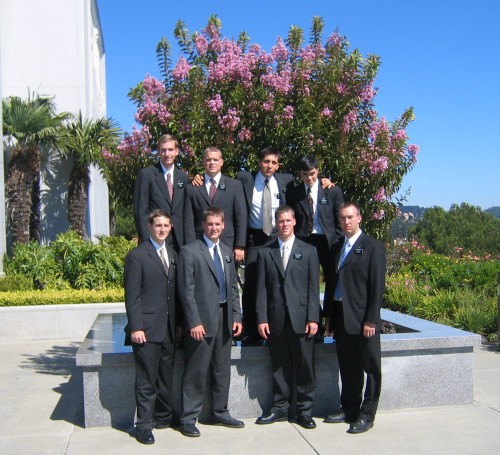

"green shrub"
[0,274,34,291]
[452,289,497,335]
[384,273,425,314]
[0,288,124,306]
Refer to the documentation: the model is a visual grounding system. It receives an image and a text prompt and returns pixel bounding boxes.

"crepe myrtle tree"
[102,16,418,239]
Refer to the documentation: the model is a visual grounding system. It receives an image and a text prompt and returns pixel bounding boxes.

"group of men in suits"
[125,133,386,442]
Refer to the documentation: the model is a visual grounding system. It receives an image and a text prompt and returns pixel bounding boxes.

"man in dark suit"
[255,205,320,429]
[323,201,386,434]
[288,155,344,279]
[133,134,189,251]
[124,209,179,445]
[236,147,295,344]
[177,207,244,437]
[184,146,247,261]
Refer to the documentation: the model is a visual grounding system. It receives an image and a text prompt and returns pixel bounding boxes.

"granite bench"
[76,310,481,428]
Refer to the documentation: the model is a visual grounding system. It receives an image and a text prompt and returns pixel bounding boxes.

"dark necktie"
[306,187,314,235]
[166,172,173,201]
[209,178,217,204]
[213,244,227,302]
[262,178,273,236]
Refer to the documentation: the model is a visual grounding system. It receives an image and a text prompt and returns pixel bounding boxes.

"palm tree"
[59,112,121,238]
[2,93,69,243]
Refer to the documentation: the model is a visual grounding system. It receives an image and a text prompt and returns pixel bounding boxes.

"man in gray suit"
[177,207,244,437]
[133,134,189,251]
[124,209,179,445]
[255,205,320,429]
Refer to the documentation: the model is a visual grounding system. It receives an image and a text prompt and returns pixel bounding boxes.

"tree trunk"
[68,163,90,238]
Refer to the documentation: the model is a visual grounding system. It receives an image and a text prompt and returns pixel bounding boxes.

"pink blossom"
[142,74,165,98]
[207,94,224,114]
[262,94,275,111]
[117,126,151,158]
[408,144,420,161]
[172,57,191,80]
[341,109,358,133]
[360,85,375,102]
[371,209,385,220]
[194,34,208,55]
[271,38,288,61]
[393,129,407,141]
[321,107,333,118]
[218,108,240,131]
[281,105,294,121]
[373,187,386,201]
[181,141,195,159]
[369,156,389,174]
[326,31,343,49]
[261,68,292,95]
[238,127,253,141]
[336,83,347,95]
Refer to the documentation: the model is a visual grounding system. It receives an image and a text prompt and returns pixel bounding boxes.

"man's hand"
[233,322,243,337]
[190,324,206,341]
[258,323,270,340]
[363,322,376,338]
[131,330,146,344]
[233,247,245,262]
[192,174,204,187]
[305,322,319,338]
[320,177,335,189]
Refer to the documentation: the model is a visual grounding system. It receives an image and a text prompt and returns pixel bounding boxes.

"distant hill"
[485,206,500,218]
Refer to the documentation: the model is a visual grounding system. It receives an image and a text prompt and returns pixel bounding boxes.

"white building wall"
[0,0,109,249]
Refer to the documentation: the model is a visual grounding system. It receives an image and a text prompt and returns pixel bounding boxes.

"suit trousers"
[332,301,382,422]
[132,330,175,430]
[181,306,232,424]
[242,228,274,338]
[267,316,316,416]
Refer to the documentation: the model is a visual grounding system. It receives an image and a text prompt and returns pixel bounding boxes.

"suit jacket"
[133,163,189,246]
[256,238,320,335]
[183,175,247,249]
[288,184,344,247]
[324,232,386,335]
[124,240,178,343]
[236,171,294,220]
[177,239,241,337]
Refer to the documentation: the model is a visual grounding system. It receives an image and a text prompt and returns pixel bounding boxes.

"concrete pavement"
[0,340,499,455]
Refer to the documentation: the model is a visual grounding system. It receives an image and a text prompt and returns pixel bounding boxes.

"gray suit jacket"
[256,238,320,335]
[177,239,241,337]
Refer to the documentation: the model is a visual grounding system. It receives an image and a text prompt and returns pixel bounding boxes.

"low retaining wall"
[76,310,481,428]
[0,303,125,342]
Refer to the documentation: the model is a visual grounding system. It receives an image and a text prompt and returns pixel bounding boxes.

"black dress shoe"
[347,418,374,434]
[210,415,245,428]
[324,410,346,423]
[296,414,316,429]
[180,423,201,437]
[136,428,155,444]
[255,410,288,425]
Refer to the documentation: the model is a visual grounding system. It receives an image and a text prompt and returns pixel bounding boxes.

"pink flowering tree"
[103,16,418,238]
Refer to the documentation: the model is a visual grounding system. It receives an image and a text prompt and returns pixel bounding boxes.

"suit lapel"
[199,178,212,205]
[154,163,172,208]
[286,239,301,276]
[146,241,168,276]
[200,240,218,281]
[275,174,288,205]
[341,232,365,269]
[172,168,183,210]
[269,241,285,278]
[213,175,226,205]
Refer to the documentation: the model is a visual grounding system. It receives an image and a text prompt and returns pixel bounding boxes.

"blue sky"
[97,0,499,210]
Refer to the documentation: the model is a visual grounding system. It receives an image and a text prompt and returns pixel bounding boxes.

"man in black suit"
[184,147,247,261]
[236,147,295,343]
[124,209,179,445]
[323,202,386,434]
[255,205,320,429]
[177,207,244,437]
[133,134,189,251]
[288,155,344,279]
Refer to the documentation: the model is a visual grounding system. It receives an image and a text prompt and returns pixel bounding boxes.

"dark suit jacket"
[256,238,320,335]
[288,184,344,247]
[183,175,247,249]
[236,171,294,219]
[177,239,241,337]
[124,240,178,343]
[324,232,386,335]
[133,164,189,246]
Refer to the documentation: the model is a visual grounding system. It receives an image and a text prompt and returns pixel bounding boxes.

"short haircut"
[275,205,295,220]
[203,206,225,222]
[148,209,171,225]
[157,134,178,148]
[299,155,319,172]
[339,201,361,216]
[203,146,222,158]
[259,147,281,162]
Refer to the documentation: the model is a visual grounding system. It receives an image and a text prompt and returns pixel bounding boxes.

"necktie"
[209,178,217,204]
[262,178,273,236]
[159,247,169,274]
[166,172,173,201]
[306,187,314,235]
[213,244,227,302]
[282,243,290,270]
[334,241,351,300]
